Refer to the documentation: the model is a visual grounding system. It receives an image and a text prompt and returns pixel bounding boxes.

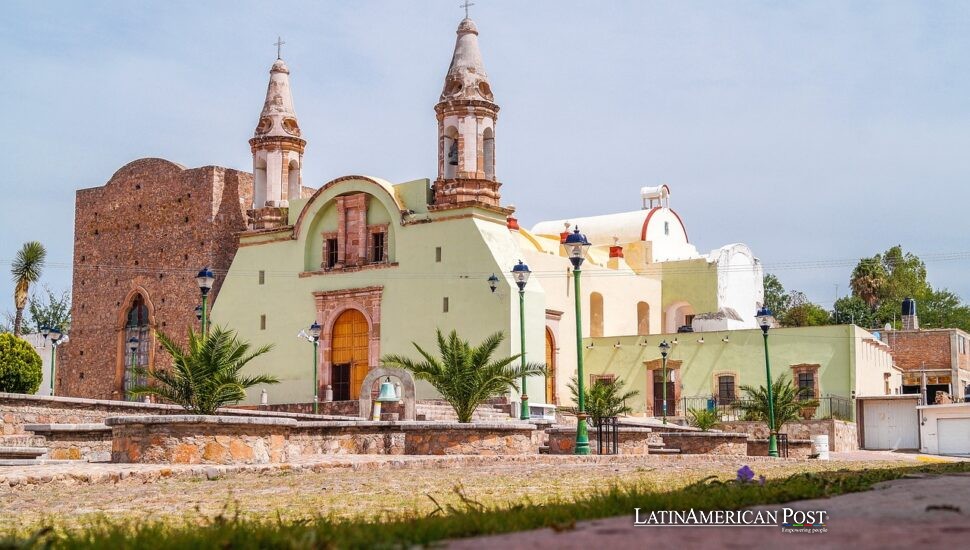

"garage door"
[937,418,970,455]
[864,400,919,450]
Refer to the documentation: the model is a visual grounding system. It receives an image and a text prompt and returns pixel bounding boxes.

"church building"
[60,15,764,410]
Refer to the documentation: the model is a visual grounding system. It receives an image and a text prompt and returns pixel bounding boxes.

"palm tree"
[129,326,278,414]
[737,376,819,432]
[10,241,46,336]
[381,329,545,423]
[566,376,639,425]
[850,257,886,310]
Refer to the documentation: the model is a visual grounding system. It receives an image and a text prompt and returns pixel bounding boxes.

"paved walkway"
[447,473,970,549]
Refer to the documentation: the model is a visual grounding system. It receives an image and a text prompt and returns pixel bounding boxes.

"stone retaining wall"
[718,419,859,452]
[106,416,539,464]
[25,424,112,462]
[747,438,814,459]
[546,427,659,455]
[656,432,749,456]
[108,416,296,464]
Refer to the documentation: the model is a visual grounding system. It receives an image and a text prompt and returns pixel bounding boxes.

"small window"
[797,372,815,395]
[371,232,385,263]
[260,314,266,330]
[443,297,449,313]
[435,247,442,262]
[590,374,615,386]
[258,270,265,285]
[717,375,736,405]
[664,221,670,236]
[326,238,339,269]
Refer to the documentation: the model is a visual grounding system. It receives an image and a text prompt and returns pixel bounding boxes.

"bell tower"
[433,17,501,209]
[249,49,306,229]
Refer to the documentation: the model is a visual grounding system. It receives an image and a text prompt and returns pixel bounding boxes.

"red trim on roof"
[640,207,689,243]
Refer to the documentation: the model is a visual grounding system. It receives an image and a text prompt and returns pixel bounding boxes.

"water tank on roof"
[902,297,917,316]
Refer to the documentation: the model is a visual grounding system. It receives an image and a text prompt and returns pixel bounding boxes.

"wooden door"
[653,377,676,417]
[545,328,555,404]
[331,309,369,400]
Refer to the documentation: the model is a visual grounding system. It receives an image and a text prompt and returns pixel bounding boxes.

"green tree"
[832,295,877,328]
[129,326,278,414]
[918,288,970,332]
[0,333,43,394]
[27,287,71,333]
[778,291,830,327]
[382,330,545,423]
[10,241,46,336]
[762,274,791,318]
[566,376,639,425]
[849,257,887,309]
[738,376,818,432]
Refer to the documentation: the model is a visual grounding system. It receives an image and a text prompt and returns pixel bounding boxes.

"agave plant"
[129,326,278,414]
[566,376,639,426]
[737,376,819,432]
[10,241,46,336]
[381,329,545,423]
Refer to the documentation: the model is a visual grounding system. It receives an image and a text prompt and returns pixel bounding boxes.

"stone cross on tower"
[274,36,285,60]
[461,0,474,18]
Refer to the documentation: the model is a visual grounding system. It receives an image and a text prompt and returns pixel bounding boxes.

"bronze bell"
[447,141,459,166]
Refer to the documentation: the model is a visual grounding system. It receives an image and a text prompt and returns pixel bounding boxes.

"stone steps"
[0,446,47,460]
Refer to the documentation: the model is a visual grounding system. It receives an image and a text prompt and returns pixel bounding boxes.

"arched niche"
[358,366,417,421]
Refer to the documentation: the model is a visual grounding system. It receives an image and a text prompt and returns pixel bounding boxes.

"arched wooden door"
[545,327,556,404]
[331,309,369,401]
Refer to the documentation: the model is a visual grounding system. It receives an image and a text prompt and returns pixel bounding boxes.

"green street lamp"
[127,336,139,401]
[43,326,66,396]
[196,267,215,334]
[658,340,671,424]
[308,321,322,414]
[512,260,532,420]
[564,227,592,455]
[757,307,779,457]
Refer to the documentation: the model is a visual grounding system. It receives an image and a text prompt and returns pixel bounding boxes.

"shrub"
[0,333,43,394]
[566,376,639,426]
[687,408,721,431]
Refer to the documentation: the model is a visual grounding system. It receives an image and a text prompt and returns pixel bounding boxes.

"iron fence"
[679,394,854,422]
[593,416,619,455]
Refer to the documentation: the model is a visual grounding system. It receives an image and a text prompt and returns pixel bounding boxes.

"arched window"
[122,295,150,401]
[483,127,495,180]
[637,301,650,335]
[590,292,604,338]
[253,157,268,207]
[443,127,459,179]
[287,159,301,201]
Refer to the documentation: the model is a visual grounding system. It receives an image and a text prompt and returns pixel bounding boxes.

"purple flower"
[737,465,755,483]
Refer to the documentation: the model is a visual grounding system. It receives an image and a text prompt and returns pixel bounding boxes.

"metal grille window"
[326,238,339,269]
[798,371,815,395]
[717,375,736,405]
[371,232,385,263]
[123,295,150,401]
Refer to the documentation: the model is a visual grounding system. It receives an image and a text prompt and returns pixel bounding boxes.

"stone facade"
[546,427,660,455]
[747,438,813,459]
[718,419,859,452]
[61,159,253,400]
[402,423,537,455]
[655,432,749,456]
[289,423,405,456]
[108,416,295,464]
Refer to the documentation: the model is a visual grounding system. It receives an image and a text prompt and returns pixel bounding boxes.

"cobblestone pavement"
[447,473,970,549]
[0,453,918,528]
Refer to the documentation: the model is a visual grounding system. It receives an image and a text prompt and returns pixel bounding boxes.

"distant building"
[583,325,901,421]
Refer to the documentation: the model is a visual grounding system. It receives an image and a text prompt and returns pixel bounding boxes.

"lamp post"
[308,321,322,414]
[48,326,63,396]
[512,260,532,420]
[658,340,671,424]
[196,267,215,334]
[127,336,139,401]
[564,227,592,455]
[194,305,203,323]
[757,307,779,457]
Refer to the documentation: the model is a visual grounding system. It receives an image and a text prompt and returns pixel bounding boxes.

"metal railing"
[679,394,854,422]
[593,416,619,455]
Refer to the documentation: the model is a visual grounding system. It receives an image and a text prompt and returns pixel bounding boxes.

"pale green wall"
[210,177,548,405]
[582,325,859,418]
[660,258,718,322]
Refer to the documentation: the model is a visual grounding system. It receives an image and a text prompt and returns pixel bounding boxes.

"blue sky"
[1,0,968,316]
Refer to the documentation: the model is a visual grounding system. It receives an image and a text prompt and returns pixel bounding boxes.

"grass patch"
[3,462,969,549]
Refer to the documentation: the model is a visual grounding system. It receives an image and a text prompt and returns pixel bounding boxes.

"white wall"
[918,403,970,456]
